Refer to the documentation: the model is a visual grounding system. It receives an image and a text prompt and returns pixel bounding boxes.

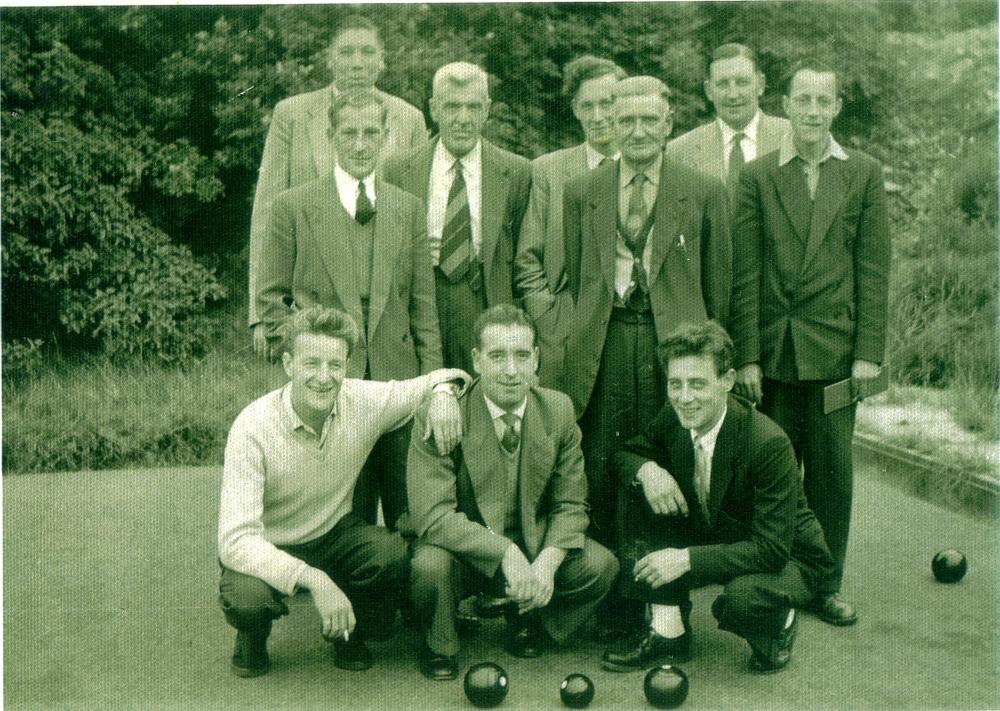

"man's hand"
[300,568,356,641]
[852,359,881,401]
[424,391,462,454]
[736,363,763,405]
[252,324,270,358]
[519,547,565,613]
[637,462,688,516]
[634,548,691,589]
[501,543,537,609]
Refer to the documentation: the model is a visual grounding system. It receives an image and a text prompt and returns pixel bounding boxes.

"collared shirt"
[777,131,849,200]
[218,372,463,596]
[484,394,528,442]
[334,163,376,219]
[614,153,662,299]
[427,139,483,265]
[717,110,762,173]
[689,404,728,492]
[585,143,619,170]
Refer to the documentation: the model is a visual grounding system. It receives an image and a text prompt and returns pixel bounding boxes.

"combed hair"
[612,75,672,104]
[780,58,841,97]
[331,13,381,47]
[472,304,537,350]
[328,89,387,129]
[657,321,735,377]
[562,55,627,99]
[432,62,490,97]
[709,43,760,73]
[280,306,360,358]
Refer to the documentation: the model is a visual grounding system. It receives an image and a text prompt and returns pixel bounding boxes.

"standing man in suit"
[602,321,838,674]
[383,62,532,374]
[666,43,789,199]
[248,14,427,355]
[732,61,889,626]
[515,56,626,386]
[256,90,449,531]
[407,305,618,680]
[562,76,735,560]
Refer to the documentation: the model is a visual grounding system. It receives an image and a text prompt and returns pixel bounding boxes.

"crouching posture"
[217,307,467,677]
[407,305,619,680]
[603,321,838,674]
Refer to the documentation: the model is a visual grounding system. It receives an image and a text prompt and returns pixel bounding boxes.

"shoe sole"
[231,663,269,678]
[601,651,691,673]
[334,660,372,672]
[810,610,858,626]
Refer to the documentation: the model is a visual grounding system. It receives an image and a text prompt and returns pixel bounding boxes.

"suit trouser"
[435,267,488,374]
[578,310,664,549]
[218,512,409,641]
[614,478,816,640]
[761,378,856,590]
[353,422,413,531]
[411,539,619,656]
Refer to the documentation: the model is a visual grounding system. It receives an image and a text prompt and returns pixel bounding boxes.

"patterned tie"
[727,131,746,198]
[624,171,648,243]
[438,160,480,290]
[355,180,375,225]
[500,413,520,454]
[693,436,711,524]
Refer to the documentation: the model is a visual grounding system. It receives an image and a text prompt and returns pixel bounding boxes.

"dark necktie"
[500,413,520,454]
[624,172,648,243]
[728,131,746,197]
[438,161,480,290]
[355,180,375,225]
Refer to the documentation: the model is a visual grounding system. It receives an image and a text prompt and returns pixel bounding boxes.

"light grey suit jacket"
[248,86,427,326]
[666,112,790,183]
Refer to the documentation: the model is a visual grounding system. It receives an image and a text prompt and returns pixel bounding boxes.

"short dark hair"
[657,321,734,377]
[781,59,841,97]
[330,14,381,48]
[280,306,360,358]
[562,55,627,99]
[708,43,760,75]
[472,304,537,351]
[328,90,387,129]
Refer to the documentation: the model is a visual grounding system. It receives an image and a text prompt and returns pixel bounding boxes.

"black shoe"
[748,611,798,674]
[806,592,858,626]
[231,631,269,678]
[333,636,372,671]
[419,642,458,681]
[505,621,547,658]
[457,610,482,637]
[474,592,510,619]
[601,628,691,672]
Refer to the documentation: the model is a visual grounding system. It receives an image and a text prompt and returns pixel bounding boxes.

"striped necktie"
[727,131,745,198]
[500,413,520,454]
[438,160,479,290]
[693,436,711,524]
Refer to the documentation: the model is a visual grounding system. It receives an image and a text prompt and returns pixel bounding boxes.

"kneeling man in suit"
[407,304,619,680]
[603,320,838,674]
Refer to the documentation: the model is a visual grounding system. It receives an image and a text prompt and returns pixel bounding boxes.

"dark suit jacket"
[561,155,737,417]
[256,175,443,380]
[407,382,589,578]
[613,396,836,589]
[382,138,532,309]
[732,147,889,381]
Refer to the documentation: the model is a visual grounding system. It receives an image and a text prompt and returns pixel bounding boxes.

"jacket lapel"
[706,405,738,521]
[589,162,619,298]
[480,141,510,279]
[770,160,812,244]
[758,114,788,156]
[306,88,335,178]
[800,157,850,274]
[518,391,555,518]
[463,389,507,533]
[365,179,403,342]
[402,140,435,203]
[647,158,686,288]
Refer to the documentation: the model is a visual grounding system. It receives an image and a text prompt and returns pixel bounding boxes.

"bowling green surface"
[5,453,998,710]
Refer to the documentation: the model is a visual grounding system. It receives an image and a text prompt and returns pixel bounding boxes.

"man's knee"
[218,569,288,633]
[411,544,456,589]
[366,527,411,584]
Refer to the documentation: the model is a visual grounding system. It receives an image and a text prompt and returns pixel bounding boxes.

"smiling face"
[783,69,841,152]
[704,55,764,131]
[283,332,350,426]
[665,354,734,436]
[613,92,672,171]
[330,102,386,180]
[472,323,538,411]
[328,27,384,92]
[572,72,619,152]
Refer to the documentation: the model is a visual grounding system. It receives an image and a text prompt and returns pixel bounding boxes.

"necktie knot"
[500,413,520,454]
[355,180,375,225]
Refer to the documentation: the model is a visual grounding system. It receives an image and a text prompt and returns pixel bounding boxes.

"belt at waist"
[610,306,655,324]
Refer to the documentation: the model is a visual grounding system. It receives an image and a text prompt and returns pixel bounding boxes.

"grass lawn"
[4,453,997,710]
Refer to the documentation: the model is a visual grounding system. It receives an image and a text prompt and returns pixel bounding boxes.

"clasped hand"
[501,544,559,614]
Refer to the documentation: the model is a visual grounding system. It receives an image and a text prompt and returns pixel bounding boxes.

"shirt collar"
[281,382,338,435]
[717,109,761,148]
[585,142,619,170]
[620,152,663,190]
[483,393,527,422]
[434,138,482,178]
[778,131,848,167]
[334,163,376,206]
[690,404,727,458]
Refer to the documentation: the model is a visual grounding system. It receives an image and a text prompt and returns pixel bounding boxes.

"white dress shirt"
[614,153,661,300]
[334,163,376,219]
[427,140,483,265]
[484,394,528,441]
[689,404,728,493]
[718,110,762,174]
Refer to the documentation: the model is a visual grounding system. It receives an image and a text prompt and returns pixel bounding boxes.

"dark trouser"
[761,378,856,590]
[579,310,664,549]
[435,267,488,374]
[353,422,413,531]
[218,512,410,640]
[411,539,619,656]
[615,469,816,641]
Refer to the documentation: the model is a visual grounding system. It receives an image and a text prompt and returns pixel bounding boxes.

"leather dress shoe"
[506,622,546,658]
[333,636,372,671]
[807,592,858,626]
[474,592,511,619]
[601,629,691,672]
[419,642,458,681]
[748,611,798,674]
[231,631,269,678]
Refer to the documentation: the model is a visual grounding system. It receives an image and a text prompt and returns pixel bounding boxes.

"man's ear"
[721,368,737,392]
[282,351,294,379]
